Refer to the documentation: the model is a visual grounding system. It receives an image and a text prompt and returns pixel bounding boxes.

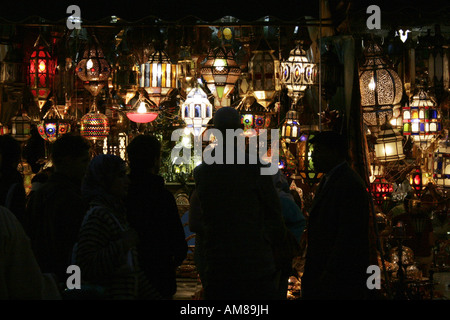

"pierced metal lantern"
[181,86,213,137]
[281,42,317,106]
[370,176,394,206]
[177,46,196,92]
[248,39,281,108]
[200,46,241,108]
[403,89,441,150]
[28,35,56,111]
[374,123,405,162]
[139,49,178,106]
[11,109,32,142]
[126,93,159,124]
[359,40,403,132]
[296,131,323,185]
[37,105,71,142]
[80,102,110,141]
[281,108,301,143]
[236,94,274,137]
[76,36,111,97]
[433,134,450,190]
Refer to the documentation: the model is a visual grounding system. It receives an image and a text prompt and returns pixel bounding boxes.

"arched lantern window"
[28,34,55,111]
[181,86,213,137]
[200,46,241,108]
[374,122,405,162]
[359,40,403,133]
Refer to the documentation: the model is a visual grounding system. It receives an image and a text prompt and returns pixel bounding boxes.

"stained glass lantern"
[403,89,441,150]
[37,105,71,142]
[370,176,394,206]
[433,135,450,190]
[235,94,274,137]
[248,39,281,108]
[126,93,159,124]
[359,40,403,133]
[281,109,301,143]
[80,102,110,141]
[281,42,317,107]
[374,122,405,162]
[181,86,213,137]
[139,49,178,106]
[10,109,32,142]
[28,35,56,111]
[76,36,111,97]
[296,131,323,185]
[200,46,241,108]
[409,166,432,198]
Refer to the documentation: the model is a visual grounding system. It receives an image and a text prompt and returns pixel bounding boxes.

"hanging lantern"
[126,92,159,124]
[281,41,316,107]
[409,166,432,198]
[181,86,213,137]
[281,109,301,143]
[200,46,241,108]
[433,134,450,190]
[370,176,394,206]
[248,39,281,108]
[320,42,343,103]
[359,40,403,133]
[177,46,196,93]
[374,122,405,162]
[76,36,111,97]
[37,104,71,142]
[403,88,441,150]
[28,34,56,111]
[80,102,110,141]
[296,131,323,185]
[139,49,178,106]
[235,94,274,137]
[113,49,139,104]
[1,43,25,84]
[10,108,32,142]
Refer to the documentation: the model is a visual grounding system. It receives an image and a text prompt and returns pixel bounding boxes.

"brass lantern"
[80,102,110,141]
[235,94,274,137]
[10,108,32,142]
[359,40,403,133]
[281,109,301,143]
[200,46,241,108]
[28,34,56,111]
[37,104,71,143]
[181,86,213,137]
[248,39,281,108]
[374,122,405,162]
[139,49,178,106]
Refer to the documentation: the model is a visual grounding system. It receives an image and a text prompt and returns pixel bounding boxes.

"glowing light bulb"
[214,58,227,72]
[38,61,46,72]
[137,101,147,113]
[368,77,376,91]
[86,59,93,69]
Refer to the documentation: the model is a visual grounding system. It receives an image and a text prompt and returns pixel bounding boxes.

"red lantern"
[29,35,55,111]
[370,176,394,206]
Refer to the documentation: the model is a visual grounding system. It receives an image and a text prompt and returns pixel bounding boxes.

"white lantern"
[181,86,213,136]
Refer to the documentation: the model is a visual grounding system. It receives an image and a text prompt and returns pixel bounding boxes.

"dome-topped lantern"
[37,103,71,143]
[200,46,241,108]
[359,40,403,133]
[181,86,213,137]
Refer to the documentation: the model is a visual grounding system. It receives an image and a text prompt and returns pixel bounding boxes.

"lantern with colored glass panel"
[139,49,178,106]
[374,122,405,162]
[236,94,274,137]
[37,105,71,143]
[80,102,110,141]
[370,176,394,206]
[410,166,432,198]
[200,46,241,108]
[181,86,213,137]
[281,109,301,143]
[433,135,450,190]
[29,35,56,111]
[359,40,403,133]
[11,109,32,142]
[296,131,323,185]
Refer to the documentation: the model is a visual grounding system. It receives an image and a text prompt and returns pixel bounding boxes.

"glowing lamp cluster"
[200,47,241,107]
[402,89,441,150]
[181,86,213,136]
[281,42,316,106]
[29,35,55,111]
[370,176,394,206]
[359,41,403,132]
[374,123,405,162]
[37,105,71,142]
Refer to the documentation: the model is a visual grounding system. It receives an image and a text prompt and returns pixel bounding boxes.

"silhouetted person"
[125,134,187,299]
[26,134,91,283]
[0,134,26,225]
[75,154,161,299]
[189,107,292,300]
[301,131,371,300]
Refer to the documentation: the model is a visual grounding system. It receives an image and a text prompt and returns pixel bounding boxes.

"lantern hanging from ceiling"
[374,122,405,162]
[409,166,433,198]
[295,131,323,185]
[320,42,343,104]
[10,108,32,142]
[359,40,403,133]
[177,46,197,93]
[281,41,317,107]
[80,102,110,141]
[235,94,275,137]
[403,88,441,150]
[200,46,241,108]
[113,49,139,104]
[370,176,394,206]
[1,43,25,85]
[76,36,111,97]
[139,49,178,106]
[248,39,281,108]
[126,92,159,124]
[181,86,213,137]
[28,34,56,111]
[281,108,301,143]
[37,104,71,142]
[433,134,450,190]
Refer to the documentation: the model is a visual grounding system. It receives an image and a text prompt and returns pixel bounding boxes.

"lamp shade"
[200,46,241,107]
[126,94,159,124]
[181,86,213,136]
[374,123,405,162]
[359,40,403,132]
